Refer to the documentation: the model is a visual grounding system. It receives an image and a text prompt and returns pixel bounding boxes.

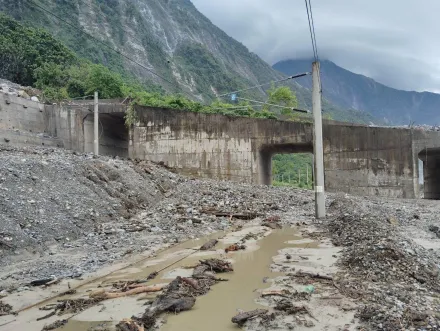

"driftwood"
[202,210,261,220]
[193,264,210,278]
[261,221,282,229]
[261,289,291,297]
[275,300,318,321]
[90,284,166,300]
[30,278,55,287]
[59,289,77,296]
[116,318,145,331]
[156,296,196,313]
[180,277,199,289]
[294,271,333,281]
[264,215,281,222]
[147,271,158,280]
[200,239,218,251]
[42,319,67,330]
[200,259,233,272]
[231,309,268,326]
[37,310,57,321]
[225,244,246,253]
[0,301,13,316]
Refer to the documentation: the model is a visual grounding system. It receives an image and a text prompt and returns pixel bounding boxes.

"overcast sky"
[191,0,440,93]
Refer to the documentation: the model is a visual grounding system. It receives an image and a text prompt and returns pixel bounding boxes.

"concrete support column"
[94,91,99,156]
[312,61,326,218]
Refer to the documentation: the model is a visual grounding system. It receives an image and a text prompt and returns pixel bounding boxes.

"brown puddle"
[160,227,304,331]
[14,227,317,331]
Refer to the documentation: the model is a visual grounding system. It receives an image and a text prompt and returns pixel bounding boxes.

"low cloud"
[192,0,440,93]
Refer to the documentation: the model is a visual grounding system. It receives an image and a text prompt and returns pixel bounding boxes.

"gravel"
[1,145,439,331]
[326,196,440,330]
[0,145,313,290]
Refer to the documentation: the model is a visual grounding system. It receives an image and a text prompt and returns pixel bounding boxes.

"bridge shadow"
[259,143,313,186]
[418,148,440,200]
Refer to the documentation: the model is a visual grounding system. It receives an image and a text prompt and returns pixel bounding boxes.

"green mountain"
[0,0,284,101]
[0,0,377,124]
[273,59,440,125]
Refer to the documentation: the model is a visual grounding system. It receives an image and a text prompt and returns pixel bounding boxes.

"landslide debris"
[327,197,440,330]
[0,144,313,290]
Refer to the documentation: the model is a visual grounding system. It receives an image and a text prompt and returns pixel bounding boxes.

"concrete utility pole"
[312,62,326,218]
[94,91,99,156]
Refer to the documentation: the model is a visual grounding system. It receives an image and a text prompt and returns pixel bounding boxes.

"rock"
[387,216,399,226]
[30,96,39,102]
[428,225,440,238]
[18,90,30,99]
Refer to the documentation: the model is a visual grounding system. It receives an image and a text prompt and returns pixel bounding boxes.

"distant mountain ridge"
[273,59,440,125]
[0,0,378,124]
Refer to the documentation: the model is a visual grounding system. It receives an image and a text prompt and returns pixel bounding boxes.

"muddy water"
[161,227,302,331]
[22,227,309,331]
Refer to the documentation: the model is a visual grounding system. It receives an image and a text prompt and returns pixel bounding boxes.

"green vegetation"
[0,13,76,86]
[272,154,313,190]
[0,13,336,190]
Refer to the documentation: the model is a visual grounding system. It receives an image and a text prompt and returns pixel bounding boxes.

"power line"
[308,0,319,61]
[218,72,310,98]
[236,97,309,113]
[25,0,197,100]
[305,0,317,60]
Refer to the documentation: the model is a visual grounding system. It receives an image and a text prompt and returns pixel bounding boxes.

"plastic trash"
[304,285,315,293]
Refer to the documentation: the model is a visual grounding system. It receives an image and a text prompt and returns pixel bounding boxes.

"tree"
[263,85,299,119]
[0,13,75,86]
[85,64,124,99]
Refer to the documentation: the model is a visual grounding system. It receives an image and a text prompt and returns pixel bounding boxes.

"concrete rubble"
[0,145,439,331]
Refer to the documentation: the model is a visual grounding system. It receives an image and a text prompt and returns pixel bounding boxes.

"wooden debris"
[200,239,218,251]
[59,289,77,296]
[261,289,291,297]
[202,210,261,220]
[225,244,246,253]
[231,309,268,326]
[30,278,55,287]
[261,221,282,229]
[90,284,166,300]
[147,271,158,280]
[200,258,233,272]
[180,277,199,289]
[264,215,281,222]
[275,300,318,321]
[0,301,13,316]
[293,271,333,281]
[41,319,67,330]
[156,296,196,313]
[116,318,145,331]
[193,264,210,278]
[37,310,57,321]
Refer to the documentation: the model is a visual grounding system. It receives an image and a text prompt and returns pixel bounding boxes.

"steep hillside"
[274,59,440,125]
[0,0,377,124]
[0,0,284,101]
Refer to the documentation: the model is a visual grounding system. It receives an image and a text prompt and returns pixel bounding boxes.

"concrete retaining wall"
[130,106,440,199]
[1,93,439,199]
[0,94,62,147]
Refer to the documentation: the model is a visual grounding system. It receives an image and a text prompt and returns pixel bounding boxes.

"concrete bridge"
[1,94,440,199]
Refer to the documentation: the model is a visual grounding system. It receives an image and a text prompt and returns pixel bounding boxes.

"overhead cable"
[25,0,196,100]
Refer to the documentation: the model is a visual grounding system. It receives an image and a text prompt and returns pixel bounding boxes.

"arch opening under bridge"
[418,147,440,200]
[258,142,314,186]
